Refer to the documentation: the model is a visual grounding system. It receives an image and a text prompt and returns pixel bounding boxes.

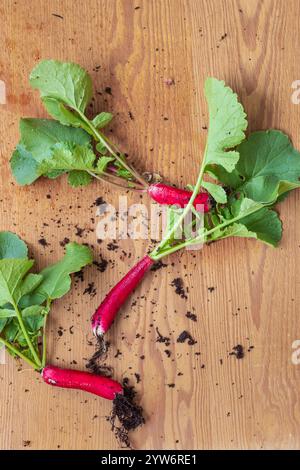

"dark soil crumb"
[114,349,122,358]
[208,286,215,292]
[186,311,197,322]
[134,373,141,384]
[93,256,108,273]
[74,269,84,282]
[167,383,175,388]
[60,237,70,247]
[151,260,168,271]
[105,86,112,95]
[230,344,244,359]
[38,238,49,247]
[94,196,106,207]
[177,330,197,346]
[128,111,134,120]
[75,225,85,237]
[164,350,171,357]
[107,242,119,251]
[83,282,97,297]
[171,278,187,299]
[110,378,144,448]
[23,440,31,447]
[57,327,63,337]
[155,327,171,346]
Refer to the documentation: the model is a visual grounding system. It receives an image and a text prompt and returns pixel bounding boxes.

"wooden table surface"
[1,0,300,450]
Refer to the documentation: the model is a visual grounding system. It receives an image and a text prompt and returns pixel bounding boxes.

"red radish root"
[91,255,154,337]
[43,366,145,448]
[42,365,123,400]
[148,183,210,211]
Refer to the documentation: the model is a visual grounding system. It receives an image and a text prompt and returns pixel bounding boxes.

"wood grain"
[0,0,300,450]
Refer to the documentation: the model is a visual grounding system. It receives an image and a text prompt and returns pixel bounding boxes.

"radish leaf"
[68,170,93,187]
[18,119,91,162]
[0,233,93,369]
[0,259,35,306]
[236,130,300,202]
[202,181,227,203]
[204,78,247,172]
[39,143,96,173]
[92,112,113,129]
[10,119,92,186]
[30,60,92,114]
[27,242,93,302]
[10,146,41,185]
[97,156,115,173]
[0,232,28,259]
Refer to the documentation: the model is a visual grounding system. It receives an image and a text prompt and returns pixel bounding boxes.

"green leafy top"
[204,77,247,172]
[0,231,28,259]
[0,232,92,370]
[30,60,92,113]
[151,78,300,259]
[10,60,147,190]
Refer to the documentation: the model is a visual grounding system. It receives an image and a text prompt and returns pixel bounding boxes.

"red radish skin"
[91,255,154,337]
[148,183,210,211]
[42,365,123,400]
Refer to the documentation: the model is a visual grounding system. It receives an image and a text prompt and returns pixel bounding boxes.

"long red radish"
[42,365,123,400]
[91,255,154,337]
[148,183,210,211]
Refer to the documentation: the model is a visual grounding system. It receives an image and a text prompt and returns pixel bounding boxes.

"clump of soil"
[230,344,244,359]
[177,330,197,345]
[155,327,171,346]
[151,260,168,271]
[83,282,97,297]
[93,256,108,273]
[110,378,145,448]
[171,278,187,299]
[38,238,49,247]
[186,311,197,322]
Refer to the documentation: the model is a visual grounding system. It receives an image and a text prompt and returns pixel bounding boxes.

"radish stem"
[150,201,262,260]
[87,170,145,191]
[77,111,148,189]
[42,299,51,368]
[12,301,42,368]
[150,162,206,259]
[0,337,40,370]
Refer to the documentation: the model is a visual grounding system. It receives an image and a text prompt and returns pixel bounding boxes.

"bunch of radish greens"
[91,77,300,339]
[0,232,92,371]
[10,59,209,210]
[0,231,144,445]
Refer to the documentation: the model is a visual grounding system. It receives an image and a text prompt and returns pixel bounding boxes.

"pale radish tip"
[93,325,104,338]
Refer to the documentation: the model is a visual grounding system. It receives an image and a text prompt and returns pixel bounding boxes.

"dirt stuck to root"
[110,378,145,448]
[86,337,113,377]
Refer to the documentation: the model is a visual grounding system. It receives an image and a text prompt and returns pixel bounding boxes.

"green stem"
[151,203,262,260]
[0,336,40,370]
[87,170,145,191]
[150,158,207,259]
[41,299,51,368]
[77,111,148,189]
[12,302,42,368]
